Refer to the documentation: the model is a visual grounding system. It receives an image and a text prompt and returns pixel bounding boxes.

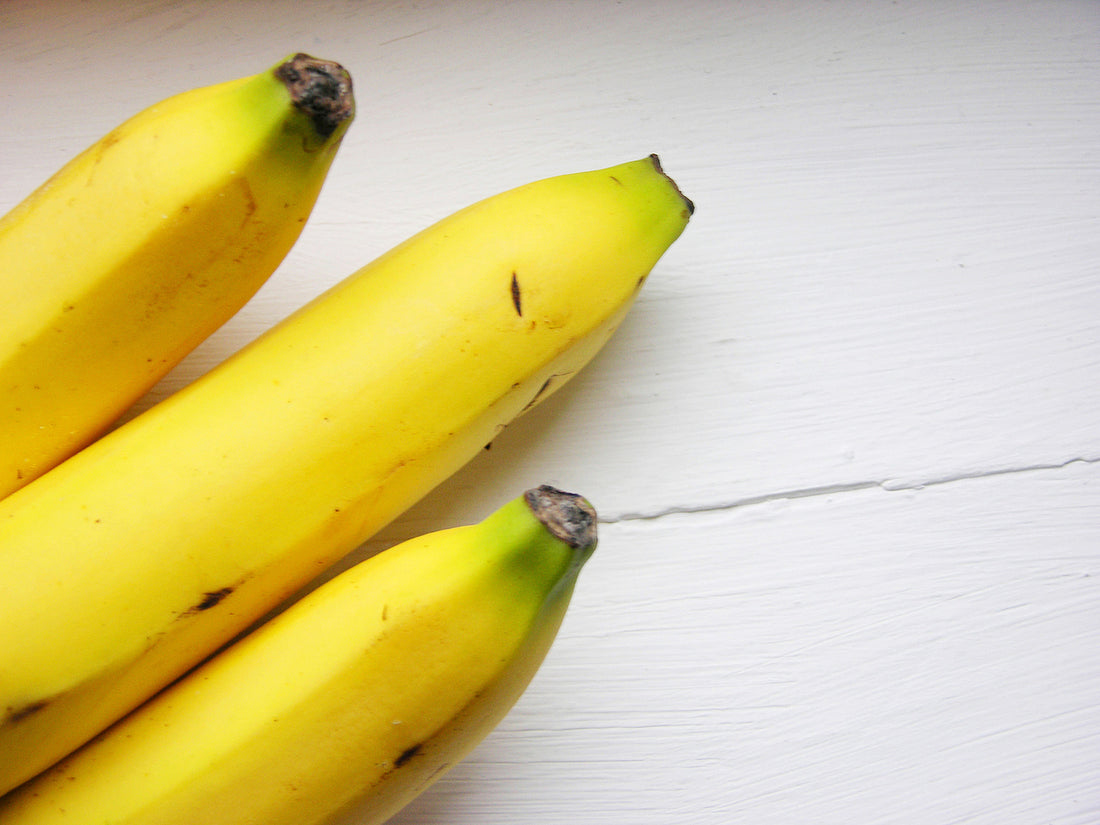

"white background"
[2,1,1098,822]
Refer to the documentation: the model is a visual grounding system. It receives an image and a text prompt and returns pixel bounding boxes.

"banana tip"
[524,486,597,551]
[275,53,355,139]
[649,153,694,216]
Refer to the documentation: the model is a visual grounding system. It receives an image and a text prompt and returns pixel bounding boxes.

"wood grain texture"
[1,1,1097,822]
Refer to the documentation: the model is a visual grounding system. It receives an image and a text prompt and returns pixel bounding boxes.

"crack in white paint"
[599,456,1100,524]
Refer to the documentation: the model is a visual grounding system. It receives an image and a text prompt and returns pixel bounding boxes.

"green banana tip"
[274,53,355,139]
[524,486,597,552]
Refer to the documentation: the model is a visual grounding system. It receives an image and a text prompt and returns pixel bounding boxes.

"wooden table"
[3,2,1097,822]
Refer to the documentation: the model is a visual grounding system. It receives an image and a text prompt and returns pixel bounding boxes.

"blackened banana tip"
[275,53,354,138]
[524,485,598,551]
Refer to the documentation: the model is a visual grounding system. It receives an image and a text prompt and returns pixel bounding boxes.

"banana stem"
[274,53,354,138]
[524,485,597,551]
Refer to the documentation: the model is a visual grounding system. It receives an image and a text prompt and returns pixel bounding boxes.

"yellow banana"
[0,154,691,793]
[0,52,354,499]
[0,486,596,825]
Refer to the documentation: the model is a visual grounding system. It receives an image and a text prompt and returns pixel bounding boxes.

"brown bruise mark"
[89,131,121,170]
[394,743,422,768]
[235,175,258,225]
[5,699,48,725]
[524,376,554,412]
[185,586,234,615]
[79,131,124,189]
[522,371,573,413]
[99,132,121,154]
[510,271,522,317]
[428,762,452,783]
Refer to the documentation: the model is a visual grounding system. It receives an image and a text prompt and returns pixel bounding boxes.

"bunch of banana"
[0,153,692,793]
[0,486,596,825]
[0,52,354,499]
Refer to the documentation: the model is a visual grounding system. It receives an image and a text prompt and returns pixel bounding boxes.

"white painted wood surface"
[2,2,1098,822]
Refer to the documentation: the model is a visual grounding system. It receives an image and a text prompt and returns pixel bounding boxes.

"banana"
[0,486,596,825]
[0,52,354,499]
[0,154,691,793]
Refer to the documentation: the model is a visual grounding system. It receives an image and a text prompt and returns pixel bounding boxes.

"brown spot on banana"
[5,699,48,725]
[235,175,257,223]
[84,132,121,186]
[510,271,522,317]
[394,743,422,768]
[521,371,574,413]
[184,586,234,616]
[524,376,553,411]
